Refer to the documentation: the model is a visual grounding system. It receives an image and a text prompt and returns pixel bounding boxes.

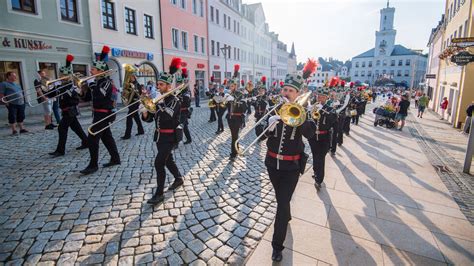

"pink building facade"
[161,0,209,98]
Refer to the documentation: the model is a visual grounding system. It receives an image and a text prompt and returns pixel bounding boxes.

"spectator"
[0,72,28,134]
[146,80,158,99]
[440,97,448,120]
[194,83,200,107]
[414,91,420,108]
[34,70,56,130]
[395,94,410,131]
[110,80,118,112]
[463,101,474,134]
[417,93,430,118]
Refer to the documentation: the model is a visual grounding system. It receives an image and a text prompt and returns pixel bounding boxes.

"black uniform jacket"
[143,95,181,144]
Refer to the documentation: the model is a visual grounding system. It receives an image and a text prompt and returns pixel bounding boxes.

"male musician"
[253,82,268,140]
[121,74,145,140]
[177,68,192,144]
[80,46,121,175]
[206,77,217,122]
[227,64,246,160]
[49,55,88,157]
[308,93,337,189]
[142,58,183,205]
[330,89,350,155]
[214,85,226,134]
[265,73,315,262]
[34,69,56,130]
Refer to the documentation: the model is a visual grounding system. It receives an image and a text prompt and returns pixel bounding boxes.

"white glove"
[316,103,323,110]
[333,100,340,106]
[54,81,62,86]
[268,115,281,132]
[226,95,235,102]
[73,86,81,94]
[307,104,314,112]
[139,104,147,113]
[252,96,257,101]
[86,78,96,85]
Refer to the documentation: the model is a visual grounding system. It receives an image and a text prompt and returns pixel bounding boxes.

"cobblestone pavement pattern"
[0,106,277,265]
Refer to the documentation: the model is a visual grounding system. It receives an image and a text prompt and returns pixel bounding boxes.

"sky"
[246,0,445,63]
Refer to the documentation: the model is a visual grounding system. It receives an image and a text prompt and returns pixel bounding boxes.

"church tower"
[374,1,397,57]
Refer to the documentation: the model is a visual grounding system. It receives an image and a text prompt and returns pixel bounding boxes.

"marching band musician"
[121,74,145,140]
[214,85,226,134]
[142,58,184,205]
[206,77,217,123]
[244,79,255,115]
[264,72,315,262]
[48,54,88,157]
[176,68,192,145]
[80,46,121,175]
[253,78,268,140]
[226,64,247,160]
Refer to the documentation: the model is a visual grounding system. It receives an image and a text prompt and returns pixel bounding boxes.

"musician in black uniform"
[253,84,268,140]
[308,95,337,189]
[351,92,362,125]
[143,59,183,205]
[80,46,121,175]
[176,68,192,144]
[121,74,145,139]
[206,78,217,122]
[264,73,315,262]
[330,90,350,155]
[226,64,246,160]
[49,54,88,157]
[214,85,226,134]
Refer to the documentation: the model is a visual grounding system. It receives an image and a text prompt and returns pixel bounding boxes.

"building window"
[194,35,199,53]
[404,70,409,76]
[390,60,395,66]
[102,0,116,30]
[397,70,402,77]
[227,16,230,30]
[60,0,78,23]
[181,31,188,51]
[199,0,203,17]
[237,22,240,35]
[170,0,177,5]
[172,28,179,49]
[224,14,227,28]
[355,62,359,68]
[233,20,236,33]
[382,69,386,75]
[368,61,372,67]
[216,42,220,56]
[211,40,215,56]
[459,25,463,38]
[465,20,468,37]
[180,0,186,9]
[72,64,87,77]
[227,45,231,59]
[210,6,214,21]
[383,60,387,66]
[375,70,379,76]
[406,59,411,66]
[144,15,153,39]
[398,60,403,66]
[368,71,372,77]
[361,71,365,77]
[11,0,36,13]
[201,37,205,54]
[125,7,137,35]
[376,60,380,66]
[193,0,197,14]
[216,9,219,24]
[390,70,394,76]
[362,62,365,67]
[354,71,358,77]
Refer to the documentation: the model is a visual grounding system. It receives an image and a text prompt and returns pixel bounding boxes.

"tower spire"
[387,0,390,8]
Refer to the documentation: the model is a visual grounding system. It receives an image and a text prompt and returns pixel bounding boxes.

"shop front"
[163,55,207,99]
[0,33,92,117]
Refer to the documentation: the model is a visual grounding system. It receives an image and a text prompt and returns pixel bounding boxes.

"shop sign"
[197,63,205,69]
[1,36,53,50]
[452,37,474,48]
[111,48,153,60]
[451,51,474,66]
[425,74,436,79]
[213,65,220,70]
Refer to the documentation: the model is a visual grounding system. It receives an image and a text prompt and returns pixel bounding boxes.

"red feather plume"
[210,76,215,82]
[279,81,284,87]
[169,57,182,75]
[340,80,346,87]
[182,68,188,79]
[261,76,267,84]
[233,64,240,78]
[102,46,110,54]
[241,79,245,85]
[302,58,318,80]
[272,81,276,86]
[66,54,74,63]
[349,82,354,88]
[223,79,228,85]
[329,77,339,88]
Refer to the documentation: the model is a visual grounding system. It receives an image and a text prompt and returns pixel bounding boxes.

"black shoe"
[121,135,131,140]
[136,132,145,136]
[103,161,121,168]
[168,178,184,191]
[19,129,29,134]
[52,124,58,128]
[11,130,18,135]
[80,166,98,175]
[338,143,342,147]
[49,151,64,157]
[215,131,221,134]
[229,155,237,161]
[272,250,283,262]
[331,152,336,156]
[76,144,88,150]
[184,140,192,145]
[45,124,54,130]
[315,182,322,191]
[147,193,165,205]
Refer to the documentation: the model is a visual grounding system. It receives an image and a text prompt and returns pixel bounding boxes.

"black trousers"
[180,116,191,141]
[228,118,242,156]
[334,117,345,148]
[87,112,120,168]
[246,104,252,114]
[309,137,330,184]
[330,125,338,153]
[216,109,225,131]
[351,114,359,125]
[56,113,87,153]
[124,102,144,137]
[343,116,351,134]
[268,167,299,251]
[155,142,182,196]
[209,107,216,121]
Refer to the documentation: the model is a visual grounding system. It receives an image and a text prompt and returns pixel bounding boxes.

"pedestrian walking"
[463,101,473,134]
[34,69,56,130]
[194,83,201,107]
[395,94,410,131]
[440,97,448,120]
[417,93,429,118]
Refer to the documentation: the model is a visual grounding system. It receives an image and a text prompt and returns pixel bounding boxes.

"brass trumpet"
[87,82,188,136]
[76,69,117,88]
[235,92,312,156]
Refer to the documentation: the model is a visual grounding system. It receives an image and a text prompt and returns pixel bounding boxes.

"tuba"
[121,64,139,105]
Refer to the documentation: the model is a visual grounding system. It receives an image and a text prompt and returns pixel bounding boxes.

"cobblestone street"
[0,106,276,265]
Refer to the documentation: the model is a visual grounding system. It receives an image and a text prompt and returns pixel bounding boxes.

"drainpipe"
[158,0,165,72]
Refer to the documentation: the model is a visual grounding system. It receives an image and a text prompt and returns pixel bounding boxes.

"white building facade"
[89,0,163,91]
[350,3,427,87]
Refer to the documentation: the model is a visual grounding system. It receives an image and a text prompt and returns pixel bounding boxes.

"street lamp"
[220,45,231,80]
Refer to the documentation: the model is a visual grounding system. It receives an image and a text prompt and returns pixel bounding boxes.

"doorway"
[195,70,205,99]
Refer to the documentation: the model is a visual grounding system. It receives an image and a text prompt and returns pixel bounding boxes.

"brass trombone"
[235,91,312,156]
[87,82,189,136]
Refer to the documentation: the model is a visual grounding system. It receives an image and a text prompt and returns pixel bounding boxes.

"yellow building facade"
[434,0,473,127]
